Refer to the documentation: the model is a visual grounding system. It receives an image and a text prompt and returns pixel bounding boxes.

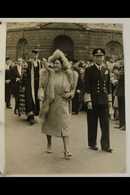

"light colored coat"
[39,68,78,137]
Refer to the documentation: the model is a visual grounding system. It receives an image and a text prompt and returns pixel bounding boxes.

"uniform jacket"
[84,64,111,105]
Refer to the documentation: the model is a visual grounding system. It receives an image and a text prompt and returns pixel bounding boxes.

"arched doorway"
[53,35,74,60]
[106,41,123,61]
[16,38,28,60]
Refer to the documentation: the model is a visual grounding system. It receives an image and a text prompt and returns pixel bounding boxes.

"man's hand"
[63,92,72,99]
[16,78,20,82]
[77,89,80,93]
[5,80,10,84]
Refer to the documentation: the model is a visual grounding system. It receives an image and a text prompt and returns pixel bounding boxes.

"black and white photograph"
[0,19,128,176]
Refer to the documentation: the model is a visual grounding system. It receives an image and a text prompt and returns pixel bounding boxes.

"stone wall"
[6,26,123,61]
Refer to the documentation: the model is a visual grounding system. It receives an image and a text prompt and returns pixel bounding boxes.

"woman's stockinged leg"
[46,135,52,153]
[62,136,72,160]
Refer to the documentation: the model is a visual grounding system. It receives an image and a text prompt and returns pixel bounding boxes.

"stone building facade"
[6,23,123,61]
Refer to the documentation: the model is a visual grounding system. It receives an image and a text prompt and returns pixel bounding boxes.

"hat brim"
[32,50,39,54]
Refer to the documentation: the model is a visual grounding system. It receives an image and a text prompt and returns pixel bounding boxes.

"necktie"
[99,66,101,71]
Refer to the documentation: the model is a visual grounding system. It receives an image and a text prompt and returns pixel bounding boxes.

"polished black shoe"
[102,148,112,153]
[89,146,98,151]
[29,118,35,125]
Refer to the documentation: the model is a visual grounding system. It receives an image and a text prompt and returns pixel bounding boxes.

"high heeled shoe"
[64,152,72,160]
[46,146,52,153]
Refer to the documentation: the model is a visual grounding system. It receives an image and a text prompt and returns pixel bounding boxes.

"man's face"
[94,55,104,65]
[6,59,12,66]
[17,58,23,66]
[32,53,39,60]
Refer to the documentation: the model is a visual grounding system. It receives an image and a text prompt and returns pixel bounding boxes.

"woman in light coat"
[39,50,78,160]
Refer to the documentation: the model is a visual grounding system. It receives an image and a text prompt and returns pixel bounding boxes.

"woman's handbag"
[39,99,50,120]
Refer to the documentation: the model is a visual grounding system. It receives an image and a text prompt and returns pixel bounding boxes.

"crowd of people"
[5,48,126,160]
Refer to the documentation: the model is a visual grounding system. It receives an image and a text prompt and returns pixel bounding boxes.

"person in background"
[72,61,86,114]
[11,58,24,114]
[26,49,42,124]
[111,66,120,121]
[16,60,28,117]
[116,62,125,130]
[5,57,13,109]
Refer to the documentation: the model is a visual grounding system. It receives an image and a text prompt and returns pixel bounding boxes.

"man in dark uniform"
[5,57,12,109]
[26,49,42,125]
[84,48,112,152]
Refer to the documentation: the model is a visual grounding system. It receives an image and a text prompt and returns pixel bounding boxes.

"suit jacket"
[11,66,22,96]
[116,71,125,97]
[84,64,111,105]
[5,67,12,81]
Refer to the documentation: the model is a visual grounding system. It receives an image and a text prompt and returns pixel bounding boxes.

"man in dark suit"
[84,48,112,152]
[5,57,13,109]
[11,58,23,114]
[116,63,125,130]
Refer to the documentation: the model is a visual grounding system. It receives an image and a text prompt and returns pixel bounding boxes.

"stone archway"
[53,35,74,60]
[106,41,123,61]
[16,38,28,60]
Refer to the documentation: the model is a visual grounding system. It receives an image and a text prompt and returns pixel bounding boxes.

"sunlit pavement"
[5,100,126,176]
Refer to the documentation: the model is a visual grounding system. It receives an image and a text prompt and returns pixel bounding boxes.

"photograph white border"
[0,22,6,174]
[0,18,129,177]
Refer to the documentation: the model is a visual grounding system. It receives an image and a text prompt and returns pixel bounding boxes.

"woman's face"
[32,53,39,60]
[54,60,62,72]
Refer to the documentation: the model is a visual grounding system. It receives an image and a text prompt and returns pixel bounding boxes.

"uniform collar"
[95,64,102,70]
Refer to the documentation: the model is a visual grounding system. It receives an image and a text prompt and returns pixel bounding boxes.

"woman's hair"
[54,58,63,66]
[48,49,71,70]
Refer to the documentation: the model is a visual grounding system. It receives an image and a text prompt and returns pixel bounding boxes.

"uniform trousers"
[87,104,110,150]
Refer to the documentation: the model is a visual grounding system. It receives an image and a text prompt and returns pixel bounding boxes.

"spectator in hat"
[84,48,112,152]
